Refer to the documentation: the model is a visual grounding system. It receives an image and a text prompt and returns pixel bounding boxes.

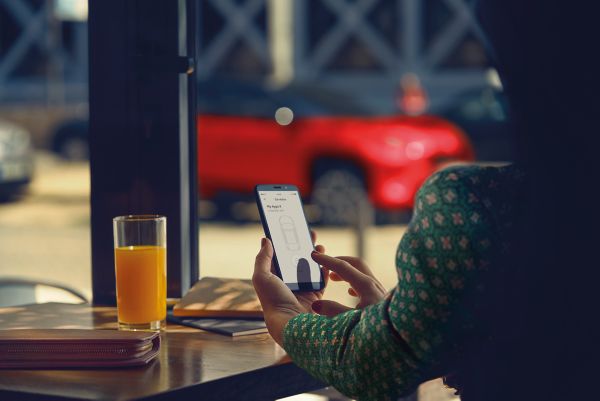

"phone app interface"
[259,190,320,289]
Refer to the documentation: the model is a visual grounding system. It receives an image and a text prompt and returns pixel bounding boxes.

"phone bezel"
[254,184,325,292]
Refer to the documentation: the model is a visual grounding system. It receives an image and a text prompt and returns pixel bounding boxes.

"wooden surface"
[0,303,324,401]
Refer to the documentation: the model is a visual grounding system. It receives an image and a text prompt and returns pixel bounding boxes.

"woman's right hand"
[310,251,386,317]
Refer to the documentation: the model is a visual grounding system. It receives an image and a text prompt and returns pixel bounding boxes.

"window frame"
[88,0,198,304]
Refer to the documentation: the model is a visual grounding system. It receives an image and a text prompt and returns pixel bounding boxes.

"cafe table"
[0,302,325,400]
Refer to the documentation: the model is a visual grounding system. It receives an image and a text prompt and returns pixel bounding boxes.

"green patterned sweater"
[283,165,523,400]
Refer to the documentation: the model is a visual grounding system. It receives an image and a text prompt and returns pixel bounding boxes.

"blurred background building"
[0,0,510,161]
[199,0,495,111]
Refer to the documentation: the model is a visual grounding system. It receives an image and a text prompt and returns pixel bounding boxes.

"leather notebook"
[172,277,263,318]
[0,329,160,369]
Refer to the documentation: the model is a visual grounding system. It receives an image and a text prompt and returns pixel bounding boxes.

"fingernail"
[261,238,266,247]
[312,301,322,313]
[312,249,321,255]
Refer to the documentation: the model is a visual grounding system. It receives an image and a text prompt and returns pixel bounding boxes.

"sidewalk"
[0,152,409,305]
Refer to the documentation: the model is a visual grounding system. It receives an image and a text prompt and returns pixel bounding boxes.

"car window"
[446,88,507,123]
[276,85,370,117]
[197,80,371,119]
[197,80,280,118]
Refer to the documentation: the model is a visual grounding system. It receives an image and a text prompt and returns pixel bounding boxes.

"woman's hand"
[252,233,328,346]
[310,251,386,316]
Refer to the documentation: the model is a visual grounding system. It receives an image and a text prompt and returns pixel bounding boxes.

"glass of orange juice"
[113,215,166,331]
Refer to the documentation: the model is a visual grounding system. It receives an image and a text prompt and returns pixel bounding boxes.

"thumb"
[312,300,352,317]
[254,238,274,275]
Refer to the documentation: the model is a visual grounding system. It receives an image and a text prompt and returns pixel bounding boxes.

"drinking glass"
[113,215,166,331]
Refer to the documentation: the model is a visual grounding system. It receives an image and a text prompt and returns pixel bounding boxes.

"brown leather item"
[0,329,160,369]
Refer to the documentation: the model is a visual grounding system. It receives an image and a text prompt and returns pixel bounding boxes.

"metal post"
[354,196,374,260]
[268,0,294,86]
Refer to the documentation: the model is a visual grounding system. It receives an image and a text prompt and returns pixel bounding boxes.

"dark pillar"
[89,0,198,304]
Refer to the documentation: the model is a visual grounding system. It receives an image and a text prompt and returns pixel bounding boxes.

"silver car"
[0,120,34,200]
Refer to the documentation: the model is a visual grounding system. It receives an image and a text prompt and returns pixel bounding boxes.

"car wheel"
[0,182,29,203]
[311,164,372,226]
[0,191,11,203]
[59,136,89,161]
[52,120,89,161]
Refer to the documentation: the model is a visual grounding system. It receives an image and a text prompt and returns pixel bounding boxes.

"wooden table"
[0,303,325,400]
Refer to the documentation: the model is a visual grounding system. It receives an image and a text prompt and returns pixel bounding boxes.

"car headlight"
[12,129,32,155]
[0,140,7,159]
[405,141,425,160]
[0,123,32,157]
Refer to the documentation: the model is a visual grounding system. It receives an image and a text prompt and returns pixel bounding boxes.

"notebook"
[172,277,263,318]
[167,312,267,337]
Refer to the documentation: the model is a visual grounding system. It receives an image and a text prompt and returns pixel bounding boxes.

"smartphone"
[255,184,325,291]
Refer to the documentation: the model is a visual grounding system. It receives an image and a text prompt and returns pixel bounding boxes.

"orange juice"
[114,245,166,324]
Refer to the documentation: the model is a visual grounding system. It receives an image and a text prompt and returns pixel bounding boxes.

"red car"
[197,80,474,224]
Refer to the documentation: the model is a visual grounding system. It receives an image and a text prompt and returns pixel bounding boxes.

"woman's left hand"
[252,232,328,346]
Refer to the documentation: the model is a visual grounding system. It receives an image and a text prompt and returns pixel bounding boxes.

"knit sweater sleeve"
[283,167,501,400]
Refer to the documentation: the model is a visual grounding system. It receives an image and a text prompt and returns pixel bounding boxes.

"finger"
[312,300,352,317]
[320,266,329,288]
[314,243,328,290]
[310,230,317,244]
[252,239,296,307]
[336,256,376,278]
[311,251,371,290]
[254,238,274,275]
[329,271,344,281]
[348,287,358,297]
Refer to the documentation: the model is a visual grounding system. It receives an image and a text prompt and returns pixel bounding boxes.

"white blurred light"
[55,0,88,21]
[486,68,503,90]
[275,107,294,126]
[277,394,329,401]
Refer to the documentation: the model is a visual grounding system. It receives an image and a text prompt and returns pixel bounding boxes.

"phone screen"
[257,187,322,291]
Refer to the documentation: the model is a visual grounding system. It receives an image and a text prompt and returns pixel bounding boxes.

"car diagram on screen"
[296,258,311,284]
[279,215,300,251]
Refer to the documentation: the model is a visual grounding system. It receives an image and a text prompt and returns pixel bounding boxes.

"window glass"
[195,0,514,307]
[0,1,514,398]
[197,79,280,117]
[196,6,510,399]
[0,0,90,304]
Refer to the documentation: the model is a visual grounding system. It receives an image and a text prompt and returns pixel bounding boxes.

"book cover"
[172,277,263,318]
[168,313,267,337]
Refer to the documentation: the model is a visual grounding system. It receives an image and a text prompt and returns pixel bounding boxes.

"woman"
[253,164,525,400]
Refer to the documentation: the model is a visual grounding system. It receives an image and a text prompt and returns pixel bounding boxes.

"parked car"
[51,118,89,161]
[435,86,514,162]
[48,79,475,224]
[197,79,475,224]
[0,120,34,201]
